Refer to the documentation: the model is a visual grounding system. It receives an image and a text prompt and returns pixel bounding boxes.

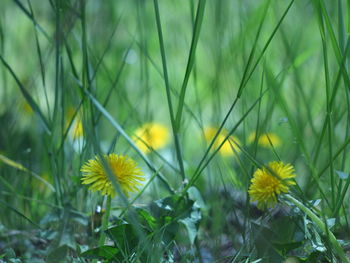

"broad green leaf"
[47,245,69,263]
[178,209,201,245]
[188,186,206,210]
[80,245,119,260]
[106,224,139,254]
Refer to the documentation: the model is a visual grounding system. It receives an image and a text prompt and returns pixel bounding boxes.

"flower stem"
[98,195,112,247]
[284,194,349,263]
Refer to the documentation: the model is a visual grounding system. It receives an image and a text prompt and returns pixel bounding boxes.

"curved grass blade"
[175,0,206,128]
[0,54,51,134]
[0,154,55,192]
[153,0,186,180]
[0,200,42,229]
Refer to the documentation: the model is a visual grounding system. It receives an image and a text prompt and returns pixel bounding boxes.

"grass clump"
[0,0,350,262]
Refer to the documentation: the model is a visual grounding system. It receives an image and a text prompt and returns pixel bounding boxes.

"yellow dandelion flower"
[248,161,296,210]
[247,132,281,148]
[204,127,241,156]
[133,123,169,153]
[81,154,145,197]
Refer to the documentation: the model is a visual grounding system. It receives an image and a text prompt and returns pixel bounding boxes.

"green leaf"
[106,224,139,254]
[187,186,206,210]
[80,245,119,260]
[151,195,193,219]
[135,208,157,230]
[150,195,192,244]
[40,210,60,225]
[272,241,303,256]
[151,194,202,245]
[46,245,69,263]
[71,212,89,226]
[178,209,201,245]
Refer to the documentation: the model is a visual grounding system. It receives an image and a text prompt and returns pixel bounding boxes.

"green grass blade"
[0,54,51,134]
[153,0,186,180]
[175,0,206,128]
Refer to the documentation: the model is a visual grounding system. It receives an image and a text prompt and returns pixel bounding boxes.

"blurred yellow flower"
[133,123,169,153]
[248,161,296,210]
[204,127,241,156]
[65,106,84,139]
[247,132,281,148]
[70,119,84,139]
[81,154,144,197]
[66,106,77,122]
[22,101,33,115]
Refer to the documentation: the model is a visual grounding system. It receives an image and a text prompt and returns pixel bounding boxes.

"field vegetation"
[0,0,350,262]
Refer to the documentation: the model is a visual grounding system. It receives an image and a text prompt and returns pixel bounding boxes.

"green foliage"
[81,246,119,260]
[1,0,350,262]
[80,193,202,262]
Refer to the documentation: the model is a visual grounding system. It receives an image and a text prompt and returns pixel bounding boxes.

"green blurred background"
[1,0,349,262]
